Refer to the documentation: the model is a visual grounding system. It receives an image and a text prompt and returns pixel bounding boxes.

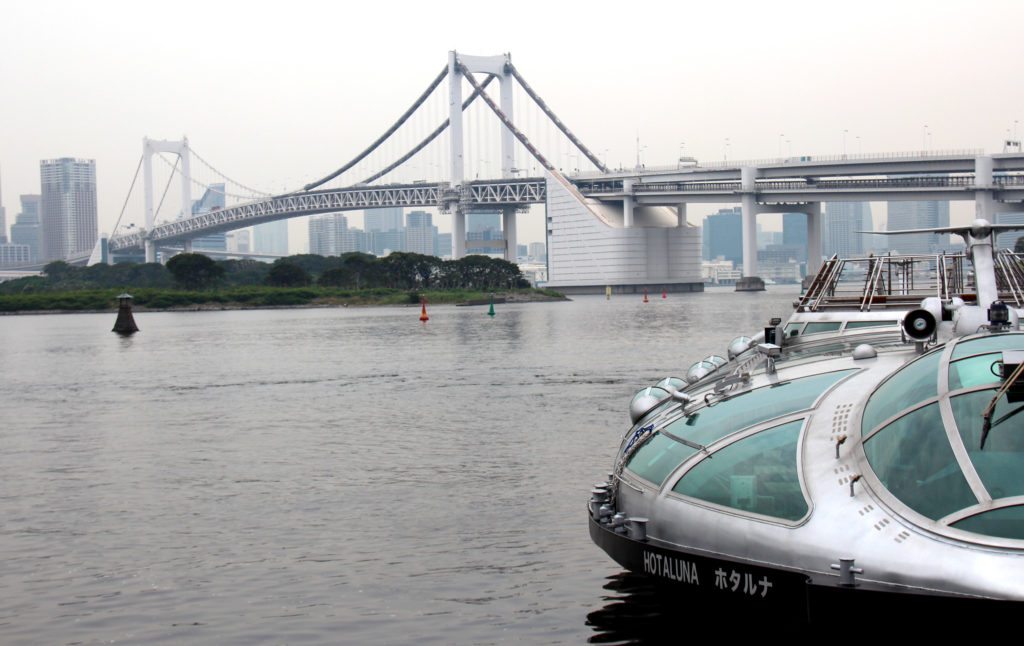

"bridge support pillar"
[806,202,822,275]
[183,240,193,253]
[737,167,765,291]
[623,179,634,227]
[145,240,156,264]
[675,203,687,227]
[453,208,466,259]
[975,155,995,222]
[503,207,517,263]
[741,193,759,278]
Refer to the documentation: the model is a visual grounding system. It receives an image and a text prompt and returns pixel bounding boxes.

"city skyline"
[1,0,1021,252]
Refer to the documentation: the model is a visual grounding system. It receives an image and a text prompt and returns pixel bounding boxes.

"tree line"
[0,252,530,294]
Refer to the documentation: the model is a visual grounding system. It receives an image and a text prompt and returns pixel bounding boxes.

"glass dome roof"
[863,333,1024,541]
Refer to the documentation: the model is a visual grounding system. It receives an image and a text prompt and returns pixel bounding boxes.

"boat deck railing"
[797,250,1024,312]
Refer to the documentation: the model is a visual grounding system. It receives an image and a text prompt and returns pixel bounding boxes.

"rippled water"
[0,287,799,644]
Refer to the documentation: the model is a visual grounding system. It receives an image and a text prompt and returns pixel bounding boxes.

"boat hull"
[589,515,1023,622]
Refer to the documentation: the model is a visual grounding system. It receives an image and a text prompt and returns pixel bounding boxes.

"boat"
[589,219,1024,621]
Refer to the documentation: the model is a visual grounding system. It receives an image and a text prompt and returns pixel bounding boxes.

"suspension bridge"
[88,51,1024,293]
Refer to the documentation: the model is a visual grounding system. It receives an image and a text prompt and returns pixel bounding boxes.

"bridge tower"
[142,137,192,262]
[448,51,517,261]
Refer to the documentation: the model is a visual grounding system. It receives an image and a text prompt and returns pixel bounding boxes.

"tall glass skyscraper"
[40,158,97,261]
[886,201,951,254]
[823,202,872,258]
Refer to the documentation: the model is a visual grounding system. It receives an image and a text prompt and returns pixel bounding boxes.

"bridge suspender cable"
[110,155,144,240]
[456,62,556,173]
[153,155,180,220]
[302,66,450,192]
[361,74,497,185]
[506,63,609,173]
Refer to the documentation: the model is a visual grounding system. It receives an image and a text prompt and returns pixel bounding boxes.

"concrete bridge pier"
[806,201,822,275]
[622,179,634,228]
[737,167,765,291]
[453,208,466,259]
[675,203,687,227]
[145,240,156,264]
[503,207,517,262]
[183,240,193,253]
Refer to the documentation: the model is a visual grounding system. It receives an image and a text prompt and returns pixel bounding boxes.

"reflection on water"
[0,288,801,643]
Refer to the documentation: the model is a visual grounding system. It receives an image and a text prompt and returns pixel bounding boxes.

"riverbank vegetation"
[0,253,563,312]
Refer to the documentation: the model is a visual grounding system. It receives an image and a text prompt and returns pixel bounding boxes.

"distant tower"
[189,183,227,251]
[702,207,743,264]
[887,201,951,254]
[253,220,289,256]
[405,210,438,256]
[823,202,872,257]
[0,166,7,244]
[11,195,42,262]
[40,158,98,261]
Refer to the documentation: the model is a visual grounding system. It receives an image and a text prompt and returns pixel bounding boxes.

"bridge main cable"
[506,62,608,173]
[302,66,449,192]
[361,74,497,185]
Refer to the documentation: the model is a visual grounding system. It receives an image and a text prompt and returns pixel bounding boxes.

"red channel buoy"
[662,290,667,299]
[642,288,649,303]
[419,298,429,322]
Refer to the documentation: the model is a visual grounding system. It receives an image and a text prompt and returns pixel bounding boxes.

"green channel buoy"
[487,294,496,317]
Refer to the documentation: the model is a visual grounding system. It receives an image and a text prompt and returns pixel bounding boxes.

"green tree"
[165,253,224,290]
[220,259,271,286]
[42,260,75,282]
[265,262,312,287]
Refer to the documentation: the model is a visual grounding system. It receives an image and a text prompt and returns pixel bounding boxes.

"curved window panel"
[949,353,1004,390]
[661,369,856,449]
[951,333,1024,360]
[803,322,842,335]
[845,320,898,330]
[861,350,942,434]
[952,506,1024,540]
[864,403,976,520]
[784,323,803,338]
[625,433,697,486]
[950,390,1024,499]
[672,420,807,521]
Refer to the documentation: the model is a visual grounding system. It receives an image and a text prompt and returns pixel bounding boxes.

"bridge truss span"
[108,179,548,251]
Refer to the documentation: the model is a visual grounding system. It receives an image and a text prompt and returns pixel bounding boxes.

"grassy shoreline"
[0,286,567,314]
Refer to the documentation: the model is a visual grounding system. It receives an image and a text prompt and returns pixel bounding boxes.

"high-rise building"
[368,230,404,256]
[40,158,97,261]
[11,195,41,262]
[996,213,1024,250]
[466,210,504,255]
[309,213,349,256]
[308,213,369,255]
[0,244,30,266]
[0,168,7,244]
[782,213,808,262]
[437,232,452,258]
[190,183,227,251]
[702,207,742,264]
[823,202,872,258]
[364,207,404,233]
[405,210,437,256]
[253,220,289,256]
[528,241,547,262]
[226,229,251,254]
[886,201,951,254]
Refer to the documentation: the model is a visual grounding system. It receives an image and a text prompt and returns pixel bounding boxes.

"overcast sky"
[2,0,1022,249]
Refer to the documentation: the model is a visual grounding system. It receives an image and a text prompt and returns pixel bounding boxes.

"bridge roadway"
[108,151,1024,256]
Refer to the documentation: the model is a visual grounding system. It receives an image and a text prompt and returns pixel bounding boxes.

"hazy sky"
[2,0,1022,249]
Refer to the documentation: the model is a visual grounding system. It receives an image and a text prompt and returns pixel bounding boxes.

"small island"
[0,252,565,313]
